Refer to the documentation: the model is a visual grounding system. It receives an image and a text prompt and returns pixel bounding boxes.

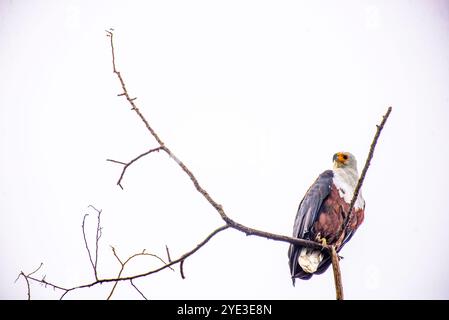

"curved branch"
[81,206,102,281]
[15,262,43,300]
[107,247,172,299]
[106,146,163,189]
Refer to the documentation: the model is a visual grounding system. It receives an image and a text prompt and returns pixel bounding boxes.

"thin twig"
[106,159,127,165]
[130,279,148,300]
[180,260,186,279]
[165,245,172,263]
[28,263,44,277]
[93,206,102,277]
[108,246,123,299]
[21,273,31,300]
[19,270,71,300]
[105,30,165,147]
[82,206,103,280]
[107,246,175,299]
[16,263,43,300]
[347,106,392,222]
[82,214,97,279]
[107,147,163,189]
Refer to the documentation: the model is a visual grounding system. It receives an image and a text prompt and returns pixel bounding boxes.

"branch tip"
[180,260,186,279]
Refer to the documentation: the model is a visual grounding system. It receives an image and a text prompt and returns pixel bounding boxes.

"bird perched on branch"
[288,152,365,285]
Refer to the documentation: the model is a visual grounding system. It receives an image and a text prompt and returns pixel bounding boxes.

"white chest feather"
[332,168,365,209]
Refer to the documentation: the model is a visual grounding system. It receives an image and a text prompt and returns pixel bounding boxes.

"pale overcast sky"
[1,0,449,299]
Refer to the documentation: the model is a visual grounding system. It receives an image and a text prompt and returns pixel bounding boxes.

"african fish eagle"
[288,152,365,285]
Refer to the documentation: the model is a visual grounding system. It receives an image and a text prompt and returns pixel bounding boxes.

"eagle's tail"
[298,247,323,274]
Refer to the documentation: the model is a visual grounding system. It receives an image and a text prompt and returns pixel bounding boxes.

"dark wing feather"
[288,170,333,285]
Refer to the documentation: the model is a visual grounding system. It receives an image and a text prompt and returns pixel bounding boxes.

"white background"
[1,0,448,299]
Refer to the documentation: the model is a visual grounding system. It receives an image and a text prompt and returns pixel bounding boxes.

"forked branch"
[108,246,172,299]
[18,217,229,299]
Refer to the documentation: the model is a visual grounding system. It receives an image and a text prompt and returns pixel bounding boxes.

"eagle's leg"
[315,233,328,247]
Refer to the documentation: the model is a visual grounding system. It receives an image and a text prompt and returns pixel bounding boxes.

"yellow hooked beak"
[333,152,349,167]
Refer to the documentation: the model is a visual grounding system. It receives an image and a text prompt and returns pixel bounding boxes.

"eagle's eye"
[342,154,348,160]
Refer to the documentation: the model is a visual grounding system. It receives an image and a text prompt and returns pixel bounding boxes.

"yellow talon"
[315,233,327,246]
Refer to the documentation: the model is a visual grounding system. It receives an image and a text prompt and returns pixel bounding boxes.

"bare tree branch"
[180,260,186,280]
[330,246,343,300]
[15,262,43,300]
[106,159,127,165]
[82,206,102,280]
[165,245,172,263]
[130,279,148,300]
[106,147,163,189]
[330,107,392,298]
[105,30,165,147]
[109,245,174,299]
[336,106,393,248]
[92,205,102,275]
[347,106,392,222]
[19,268,71,300]
[19,223,229,299]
